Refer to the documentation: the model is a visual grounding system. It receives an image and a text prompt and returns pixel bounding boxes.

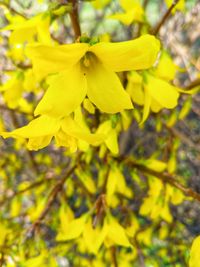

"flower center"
[81,52,97,69]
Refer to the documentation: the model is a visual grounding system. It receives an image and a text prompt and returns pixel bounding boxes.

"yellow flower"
[154,51,179,81]
[189,236,200,267]
[109,0,144,25]
[0,72,24,109]
[2,13,52,45]
[127,72,179,123]
[57,213,132,253]
[1,115,105,151]
[26,34,160,117]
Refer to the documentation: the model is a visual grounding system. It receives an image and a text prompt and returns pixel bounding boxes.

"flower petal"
[27,136,52,151]
[86,61,133,113]
[1,115,61,139]
[126,72,144,105]
[34,65,87,118]
[26,43,88,81]
[120,0,141,11]
[61,117,105,145]
[140,87,151,124]
[145,74,179,109]
[90,34,160,72]
[109,10,141,25]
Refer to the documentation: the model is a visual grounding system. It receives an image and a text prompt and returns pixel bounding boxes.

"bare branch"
[152,0,180,35]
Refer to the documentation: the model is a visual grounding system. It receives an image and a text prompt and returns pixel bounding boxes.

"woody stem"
[69,0,81,39]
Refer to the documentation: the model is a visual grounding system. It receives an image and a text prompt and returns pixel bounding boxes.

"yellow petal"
[86,60,133,113]
[150,98,162,113]
[105,129,119,154]
[165,0,185,11]
[61,117,105,145]
[155,51,178,81]
[9,28,36,45]
[106,216,132,248]
[90,35,160,72]
[140,87,151,124]
[56,215,87,241]
[83,221,107,254]
[92,0,111,9]
[126,72,144,105]
[189,236,200,267]
[109,0,144,25]
[27,136,52,150]
[34,65,87,117]
[120,0,141,11]
[55,130,78,152]
[106,169,118,197]
[2,74,23,109]
[144,159,167,172]
[96,120,119,152]
[109,10,142,25]
[3,14,51,45]
[36,15,52,44]
[26,43,88,81]
[1,115,60,139]
[145,74,179,109]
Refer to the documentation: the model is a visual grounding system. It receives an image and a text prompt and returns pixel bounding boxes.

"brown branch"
[0,1,27,19]
[184,78,200,90]
[92,194,107,228]
[110,247,118,267]
[25,162,78,238]
[151,0,180,35]
[0,177,55,206]
[163,123,200,153]
[117,157,200,202]
[0,252,4,267]
[143,0,149,9]
[132,235,145,267]
[68,0,81,39]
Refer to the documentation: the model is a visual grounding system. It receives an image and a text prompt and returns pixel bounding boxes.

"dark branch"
[152,0,180,35]
[69,0,81,39]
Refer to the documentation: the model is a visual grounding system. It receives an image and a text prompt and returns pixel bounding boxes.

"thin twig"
[110,247,118,267]
[68,0,81,39]
[184,78,200,90]
[152,0,180,35]
[116,156,200,202]
[143,0,149,9]
[132,235,145,267]
[164,123,200,153]
[0,1,27,19]
[25,163,78,238]
[0,177,55,206]
[0,252,4,267]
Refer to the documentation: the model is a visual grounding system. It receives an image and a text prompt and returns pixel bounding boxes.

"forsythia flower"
[109,0,144,25]
[26,34,160,117]
[57,213,132,253]
[2,13,52,45]
[1,115,105,151]
[126,50,180,123]
[189,236,200,267]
